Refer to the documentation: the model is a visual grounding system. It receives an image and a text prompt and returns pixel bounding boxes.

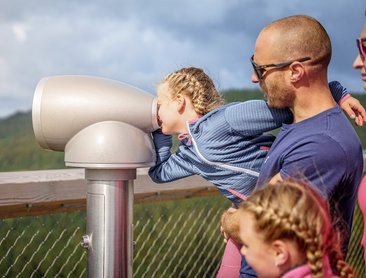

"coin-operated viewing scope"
[32,75,158,168]
[32,75,159,277]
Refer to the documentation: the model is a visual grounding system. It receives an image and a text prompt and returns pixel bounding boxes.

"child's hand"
[340,96,366,126]
[220,225,230,244]
[220,207,240,243]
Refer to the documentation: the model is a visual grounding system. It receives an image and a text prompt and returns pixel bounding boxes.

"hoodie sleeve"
[225,100,292,136]
[329,80,349,104]
[148,129,196,183]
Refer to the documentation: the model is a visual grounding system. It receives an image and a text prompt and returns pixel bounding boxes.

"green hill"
[0,111,64,171]
[0,89,365,172]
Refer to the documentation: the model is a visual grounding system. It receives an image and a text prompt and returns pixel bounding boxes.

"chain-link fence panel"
[0,211,86,277]
[347,203,365,278]
[133,195,230,277]
[0,195,230,278]
[0,195,364,277]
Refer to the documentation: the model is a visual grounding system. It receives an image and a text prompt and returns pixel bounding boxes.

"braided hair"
[161,67,224,115]
[238,180,354,278]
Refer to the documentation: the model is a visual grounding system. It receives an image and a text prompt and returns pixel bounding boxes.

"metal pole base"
[83,169,135,278]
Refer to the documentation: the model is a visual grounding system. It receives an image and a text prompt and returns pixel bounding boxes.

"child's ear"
[176,94,186,112]
[272,240,289,267]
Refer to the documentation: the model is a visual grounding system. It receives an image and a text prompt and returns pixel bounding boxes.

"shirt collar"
[178,116,202,143]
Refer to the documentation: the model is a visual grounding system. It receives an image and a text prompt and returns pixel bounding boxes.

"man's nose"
[251,71,259,83]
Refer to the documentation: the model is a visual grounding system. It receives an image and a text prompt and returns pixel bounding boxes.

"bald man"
[245,15,363,277]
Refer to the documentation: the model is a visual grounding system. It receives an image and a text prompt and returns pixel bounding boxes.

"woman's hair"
[161,67,224,115]
[236,180,354,278]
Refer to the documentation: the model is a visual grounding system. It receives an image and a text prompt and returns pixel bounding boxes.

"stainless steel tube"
[84,169,135,278]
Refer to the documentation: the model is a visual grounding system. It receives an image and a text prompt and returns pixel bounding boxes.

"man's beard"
[262,77,295,109]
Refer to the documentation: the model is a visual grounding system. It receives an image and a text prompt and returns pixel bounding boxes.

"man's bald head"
[262,15,331,68]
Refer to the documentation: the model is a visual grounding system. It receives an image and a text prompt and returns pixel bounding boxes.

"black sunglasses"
[250,55,311,80]
[356,37,366,58]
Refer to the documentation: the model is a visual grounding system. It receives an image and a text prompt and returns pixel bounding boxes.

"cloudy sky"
[0,0,365,118]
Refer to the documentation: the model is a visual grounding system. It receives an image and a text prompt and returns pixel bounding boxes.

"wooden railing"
[0,168,217,218]
[1,150,365,219]
[0,154,365,277]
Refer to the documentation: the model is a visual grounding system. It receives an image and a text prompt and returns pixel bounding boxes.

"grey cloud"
[0,0,365,118]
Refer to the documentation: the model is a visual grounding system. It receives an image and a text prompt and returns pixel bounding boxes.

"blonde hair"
[223,180,354,278]
[161,67,224,115]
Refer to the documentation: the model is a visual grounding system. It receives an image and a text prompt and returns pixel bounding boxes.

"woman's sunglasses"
[356,38,366,58]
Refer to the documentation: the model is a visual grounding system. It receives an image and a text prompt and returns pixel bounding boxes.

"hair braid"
[250,198,324,278]
[238,180,354,278]
[305,230,324,278]
[326,230,354,278]
[162,67,224,115]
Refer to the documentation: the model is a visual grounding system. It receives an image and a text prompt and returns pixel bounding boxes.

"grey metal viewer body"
[32,75,158,277]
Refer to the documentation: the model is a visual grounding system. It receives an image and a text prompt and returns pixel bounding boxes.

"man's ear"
[272,240,289,267]
[289,62,305,83]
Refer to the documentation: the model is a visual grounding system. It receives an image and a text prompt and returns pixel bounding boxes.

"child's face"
[156,82,180,134]
[239,211,279,278]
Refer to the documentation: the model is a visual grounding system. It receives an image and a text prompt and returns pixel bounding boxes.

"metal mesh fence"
[0,195,364,277]
[0,211,86,278]
[347,204,365,278]
[133,195,230,277]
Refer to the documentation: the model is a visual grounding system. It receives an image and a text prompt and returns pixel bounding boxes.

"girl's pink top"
[281,257,338,278]
[358,175,366,268]
[359,175,366,245]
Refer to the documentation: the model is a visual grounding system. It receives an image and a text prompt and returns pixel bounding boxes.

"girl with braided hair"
[149,67,354,205]
[221,180,354,278]
[148,66,363,277]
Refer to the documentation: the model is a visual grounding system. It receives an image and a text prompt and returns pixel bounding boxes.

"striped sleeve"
[225,100,292,136]
[148,130,195,183]
[329,80,349,104]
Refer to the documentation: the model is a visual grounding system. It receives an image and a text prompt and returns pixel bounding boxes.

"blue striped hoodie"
[148,81,348,204]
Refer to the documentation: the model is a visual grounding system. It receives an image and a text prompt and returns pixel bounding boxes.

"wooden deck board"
[0,168,217,218]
